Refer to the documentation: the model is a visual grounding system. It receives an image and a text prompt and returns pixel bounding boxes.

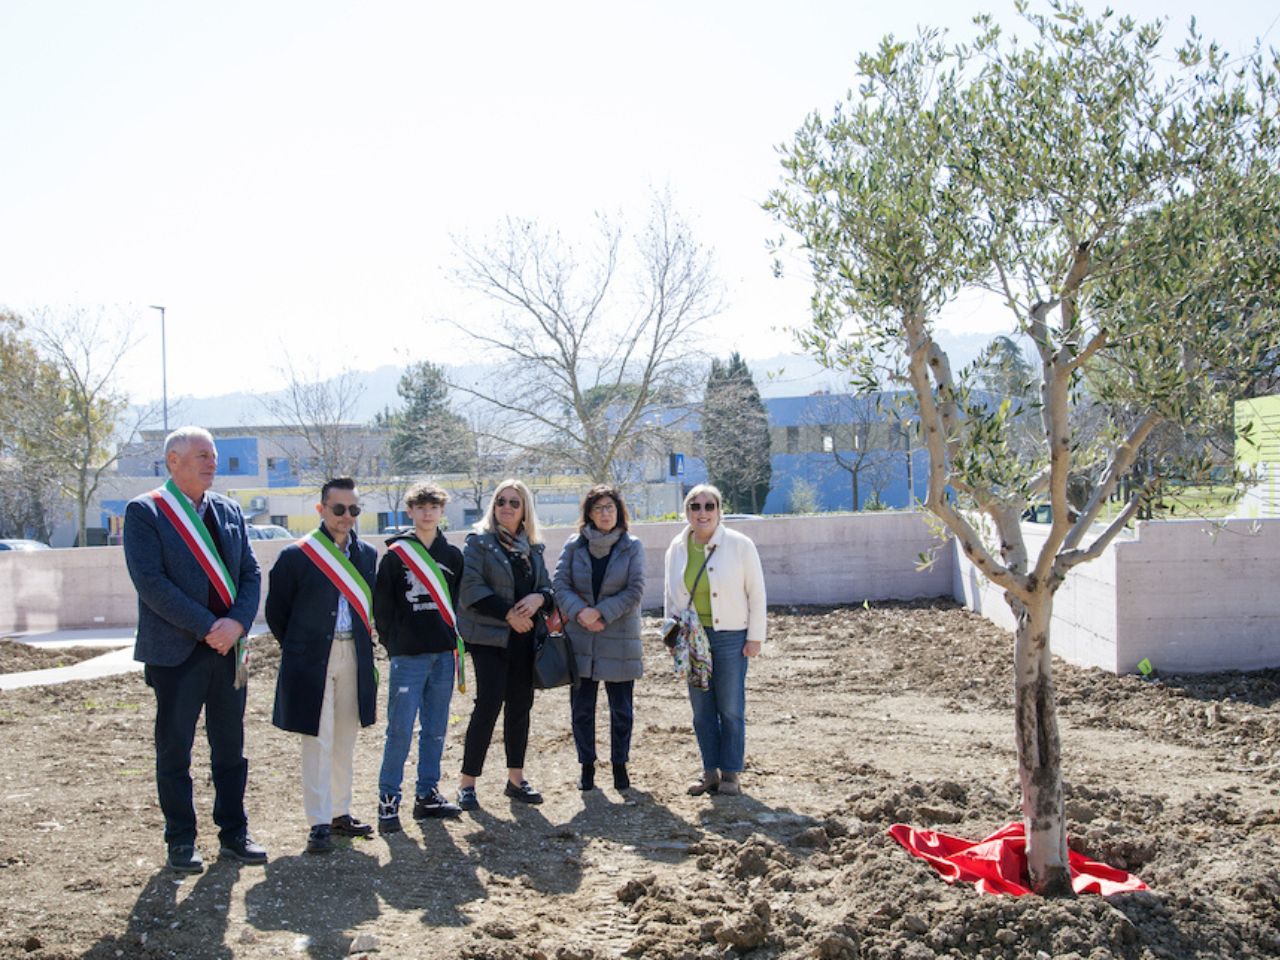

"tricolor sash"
[300,530,373,634]
[149,479,236,610]
[387,536,467,693]
[388,538,456,629]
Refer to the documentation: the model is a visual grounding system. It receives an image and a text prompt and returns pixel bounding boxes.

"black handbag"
[533,609,579,689]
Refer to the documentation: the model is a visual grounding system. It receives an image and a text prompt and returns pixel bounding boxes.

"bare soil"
[0,642,108,675]
[1,601,1278,960]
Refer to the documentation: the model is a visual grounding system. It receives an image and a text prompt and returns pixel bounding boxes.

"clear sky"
[1,0,1274,404]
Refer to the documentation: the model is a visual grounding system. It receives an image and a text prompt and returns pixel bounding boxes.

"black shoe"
[167,844,204,874]
[504,779,544,805]
[306,824,333,855]
[219,832,268,864]
[378,794,402,834]
[613,763,630,791]
[457,786,479,811]
[331,814,374,838]
[413,790,462,819]
[578,763,596,791]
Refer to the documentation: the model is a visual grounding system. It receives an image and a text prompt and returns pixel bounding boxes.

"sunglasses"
[494,496,522,509]
[327,503,362,517]
[687,501,718,512]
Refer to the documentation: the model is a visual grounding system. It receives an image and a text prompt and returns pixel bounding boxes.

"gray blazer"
[457,531,552,649]
[552,532,645,682]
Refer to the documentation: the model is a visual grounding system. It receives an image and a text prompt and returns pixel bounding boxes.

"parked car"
[0,539,52,551]
[246,524,295,541]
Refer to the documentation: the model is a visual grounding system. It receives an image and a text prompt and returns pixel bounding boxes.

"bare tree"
[20,307,156,546]
[448,193,721,482]
[259,359,372,484]
[800,392,905,511]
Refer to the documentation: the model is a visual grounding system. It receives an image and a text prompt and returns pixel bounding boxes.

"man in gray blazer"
[123,425,267,874]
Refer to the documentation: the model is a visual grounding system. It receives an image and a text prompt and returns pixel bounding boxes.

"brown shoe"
[687,770,720,796]
[718,772,741,796]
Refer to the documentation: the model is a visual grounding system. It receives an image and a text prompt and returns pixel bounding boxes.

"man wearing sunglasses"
[266,477,379,854]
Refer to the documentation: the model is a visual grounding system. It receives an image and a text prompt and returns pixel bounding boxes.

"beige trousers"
[300,638,359,826]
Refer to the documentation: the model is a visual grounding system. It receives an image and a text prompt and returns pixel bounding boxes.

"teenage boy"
[266,477,379,854]
[373,482,465,831]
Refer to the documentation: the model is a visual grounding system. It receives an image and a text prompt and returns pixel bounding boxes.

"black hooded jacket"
[373,529,464,656]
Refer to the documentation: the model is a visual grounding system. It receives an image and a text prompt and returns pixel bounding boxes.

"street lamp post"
[149,305,168,432]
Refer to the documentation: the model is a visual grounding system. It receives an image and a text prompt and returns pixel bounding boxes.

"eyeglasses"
[687,501,718,512]
[590,501,618,513]
[494,496,522,509]
[327,503,362,517]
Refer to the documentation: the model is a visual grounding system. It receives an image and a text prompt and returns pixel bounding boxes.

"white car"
[246,524,295,541]
[0,538,52,551]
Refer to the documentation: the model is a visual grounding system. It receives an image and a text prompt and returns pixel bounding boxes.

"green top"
[684,537,714,627]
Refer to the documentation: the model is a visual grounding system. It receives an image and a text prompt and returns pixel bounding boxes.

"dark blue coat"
[266,526,378,736]
[124,490,261,667]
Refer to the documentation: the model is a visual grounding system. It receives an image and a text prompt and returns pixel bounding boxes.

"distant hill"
[140,333,998,429]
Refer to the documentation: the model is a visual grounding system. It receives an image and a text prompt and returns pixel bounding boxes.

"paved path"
[0,624,268,691]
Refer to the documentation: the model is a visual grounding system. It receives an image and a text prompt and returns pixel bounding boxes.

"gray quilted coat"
[552,532,646,682]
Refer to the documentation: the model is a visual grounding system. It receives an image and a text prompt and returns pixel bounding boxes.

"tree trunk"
[1012,593,1073,896]
[852,471,860,512]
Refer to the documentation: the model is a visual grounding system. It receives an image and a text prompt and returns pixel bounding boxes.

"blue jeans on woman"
[378,651,455,799]
[687,627,749,773]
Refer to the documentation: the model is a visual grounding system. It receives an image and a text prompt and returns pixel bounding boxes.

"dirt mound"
[0,640,106,675]
[1,602,1277,958]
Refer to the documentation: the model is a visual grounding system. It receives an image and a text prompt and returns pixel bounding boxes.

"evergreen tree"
[377,361,472,475]
[701,353,772,512]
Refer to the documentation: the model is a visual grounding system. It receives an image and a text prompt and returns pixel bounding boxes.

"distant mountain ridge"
[144,333,998,430]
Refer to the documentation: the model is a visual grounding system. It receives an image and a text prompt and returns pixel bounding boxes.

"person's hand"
[506,609,535,633]
[577,607,603,628]
[512,593,544,618]
[743,640,762,658]
[586,619,606,633]
[205,618,243,655]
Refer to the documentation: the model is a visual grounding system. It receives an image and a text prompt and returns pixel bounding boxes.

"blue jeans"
[378,652,455,798]
[687,628,749,773]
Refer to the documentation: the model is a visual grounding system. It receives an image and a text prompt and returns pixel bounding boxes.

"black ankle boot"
[579,762,596,791]
[613,763,630,791]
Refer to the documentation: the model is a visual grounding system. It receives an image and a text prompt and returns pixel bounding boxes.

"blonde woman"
[456,480,554,810]
[663,483,766,796]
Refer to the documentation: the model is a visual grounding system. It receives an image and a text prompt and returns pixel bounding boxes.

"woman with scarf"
[456,479,554,810]
[552,485,646,792]
[663,483,766,797]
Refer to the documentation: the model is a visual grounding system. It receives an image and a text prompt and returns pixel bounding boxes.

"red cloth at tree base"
[889,822,1148,897]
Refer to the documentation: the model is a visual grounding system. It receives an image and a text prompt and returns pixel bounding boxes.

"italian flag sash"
[300,530,373,634]
[149,479,236,609]
[387,536,467,693]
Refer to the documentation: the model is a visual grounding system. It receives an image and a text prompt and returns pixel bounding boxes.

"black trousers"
[461,634,536,777]
[570,678,635,765]
[144,642,248,846]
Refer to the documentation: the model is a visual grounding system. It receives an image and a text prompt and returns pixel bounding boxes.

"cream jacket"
[663,523,767,642]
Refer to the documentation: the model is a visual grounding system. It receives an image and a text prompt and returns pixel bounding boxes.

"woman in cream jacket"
[663,483,766,796]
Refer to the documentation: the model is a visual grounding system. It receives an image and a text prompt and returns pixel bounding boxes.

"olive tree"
[768,3,1279,894]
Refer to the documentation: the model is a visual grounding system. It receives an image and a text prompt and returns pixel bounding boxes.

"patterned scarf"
[495,524,531,561]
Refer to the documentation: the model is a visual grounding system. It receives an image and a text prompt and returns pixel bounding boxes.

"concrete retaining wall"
[953,517,1280,674]
[0,513,953,634]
